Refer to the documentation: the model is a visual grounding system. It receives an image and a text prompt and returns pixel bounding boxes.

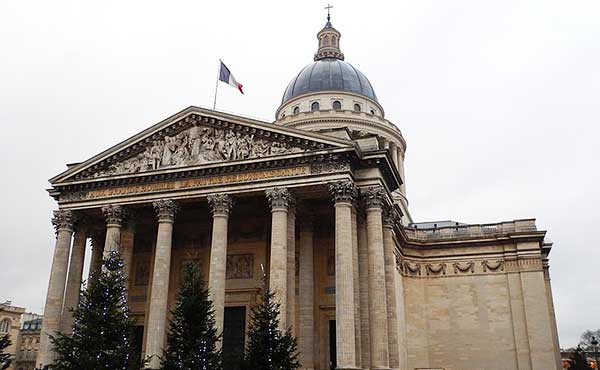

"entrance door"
[133,326,144,364]
[329,320,337,370]
[223,306,247,370]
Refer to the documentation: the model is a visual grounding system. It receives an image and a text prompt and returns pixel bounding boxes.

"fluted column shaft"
[365,187,390,370]
[145,200,177,369]
[351,206,362,367]
[37,210,76,368]
[102,205,126,258]
[60,229,87,333]
[207,194,233,339]
[383,211,400,370]
[266,188,292,330]
[328,180,358,370]
[358,212,372,367]
[298,219,315,370]
[287,204,296,335]
[89,234,104,276]
[121,221,136,291]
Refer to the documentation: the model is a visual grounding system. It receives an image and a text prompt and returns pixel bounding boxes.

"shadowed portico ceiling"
[50,106,356,185]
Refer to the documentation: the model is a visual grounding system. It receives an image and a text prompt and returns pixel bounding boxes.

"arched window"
[353,103,361,112]
[332,36,337,46]
[323,35,329,46]
[333,100,342,110]
[293,106,300,114]
[311,102,320,111]
[0,319,10,333]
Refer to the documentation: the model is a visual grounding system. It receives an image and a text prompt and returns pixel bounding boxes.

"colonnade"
[37,180,403,370]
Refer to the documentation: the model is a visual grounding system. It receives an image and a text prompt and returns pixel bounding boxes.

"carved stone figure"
[89,124,303,178]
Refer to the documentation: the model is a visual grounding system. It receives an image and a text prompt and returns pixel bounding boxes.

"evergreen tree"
[0,334,11,370]
[242,276,299,370]
[570,345,593,370]
[49,250,141,370]
[160,262,222,370]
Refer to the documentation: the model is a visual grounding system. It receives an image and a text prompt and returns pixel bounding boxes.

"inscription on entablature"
[60,166,310,202]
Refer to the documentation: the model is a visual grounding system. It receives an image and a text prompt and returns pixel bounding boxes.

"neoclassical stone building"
[37,17,561,370]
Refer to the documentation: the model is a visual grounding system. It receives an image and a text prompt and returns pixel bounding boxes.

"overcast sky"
[1,0,598,349]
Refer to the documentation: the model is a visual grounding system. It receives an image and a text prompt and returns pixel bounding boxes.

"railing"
[404,219,538,241]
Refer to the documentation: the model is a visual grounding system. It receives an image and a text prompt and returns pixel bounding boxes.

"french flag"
[218,61,244,94]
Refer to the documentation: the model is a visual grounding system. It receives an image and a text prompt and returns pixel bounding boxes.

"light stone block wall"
[402,256,560,370]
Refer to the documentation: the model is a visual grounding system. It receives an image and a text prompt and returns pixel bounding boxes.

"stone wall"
[402,242,560,370]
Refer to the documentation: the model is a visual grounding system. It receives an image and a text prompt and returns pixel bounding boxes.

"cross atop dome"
[314,5,344,61]
[324,4,333,27]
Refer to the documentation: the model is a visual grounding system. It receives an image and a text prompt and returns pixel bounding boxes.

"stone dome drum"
[281,58,378,104]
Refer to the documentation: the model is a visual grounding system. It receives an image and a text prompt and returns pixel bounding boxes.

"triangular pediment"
[51,106,354,184]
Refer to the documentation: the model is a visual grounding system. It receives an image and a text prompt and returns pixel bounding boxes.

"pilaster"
[383,206,400,370]
[298,216,315,370]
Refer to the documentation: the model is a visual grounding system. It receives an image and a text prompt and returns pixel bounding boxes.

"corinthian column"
[60,228,87,333]
[287,199,296,335]
[207,194,233,338]
[298,217,315,370]
[145,200,178,369]
[328,180,358,370]
[37,210,76,368]
[88,232,104,276]
[102,205,126,258]
[383,208,400,370]
[364,186,390,370]
[265,188,292,330]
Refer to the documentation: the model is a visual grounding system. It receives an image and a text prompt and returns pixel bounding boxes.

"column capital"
[383,205,400,229]
[51,209,76,233]
[152,199,178,222]
[207,194,234,216]
[266,188,294,211]
[101,205,127,227]
[362,186,386,210]
[328,180,359,204]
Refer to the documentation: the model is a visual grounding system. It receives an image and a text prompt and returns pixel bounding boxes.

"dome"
[282,58,378,104]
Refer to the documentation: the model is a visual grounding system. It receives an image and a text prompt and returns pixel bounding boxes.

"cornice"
[50,106,355,185]
[282,116,406,150]
[48,151,357,200]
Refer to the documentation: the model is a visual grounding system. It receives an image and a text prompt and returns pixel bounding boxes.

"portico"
[37,107,405,370]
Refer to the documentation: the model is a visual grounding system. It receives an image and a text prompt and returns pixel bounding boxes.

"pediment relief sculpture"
[86,125,304,179]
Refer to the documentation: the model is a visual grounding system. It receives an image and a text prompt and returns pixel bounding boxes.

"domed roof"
[282,58,377,104]
[282,58,378,104]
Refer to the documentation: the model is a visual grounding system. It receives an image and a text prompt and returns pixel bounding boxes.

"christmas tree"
[160,262,222,370]
[242,276,299,370]
[48,250,141,370]
[0,333,11,370]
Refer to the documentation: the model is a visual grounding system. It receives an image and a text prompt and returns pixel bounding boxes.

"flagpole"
[213,59,220,110]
